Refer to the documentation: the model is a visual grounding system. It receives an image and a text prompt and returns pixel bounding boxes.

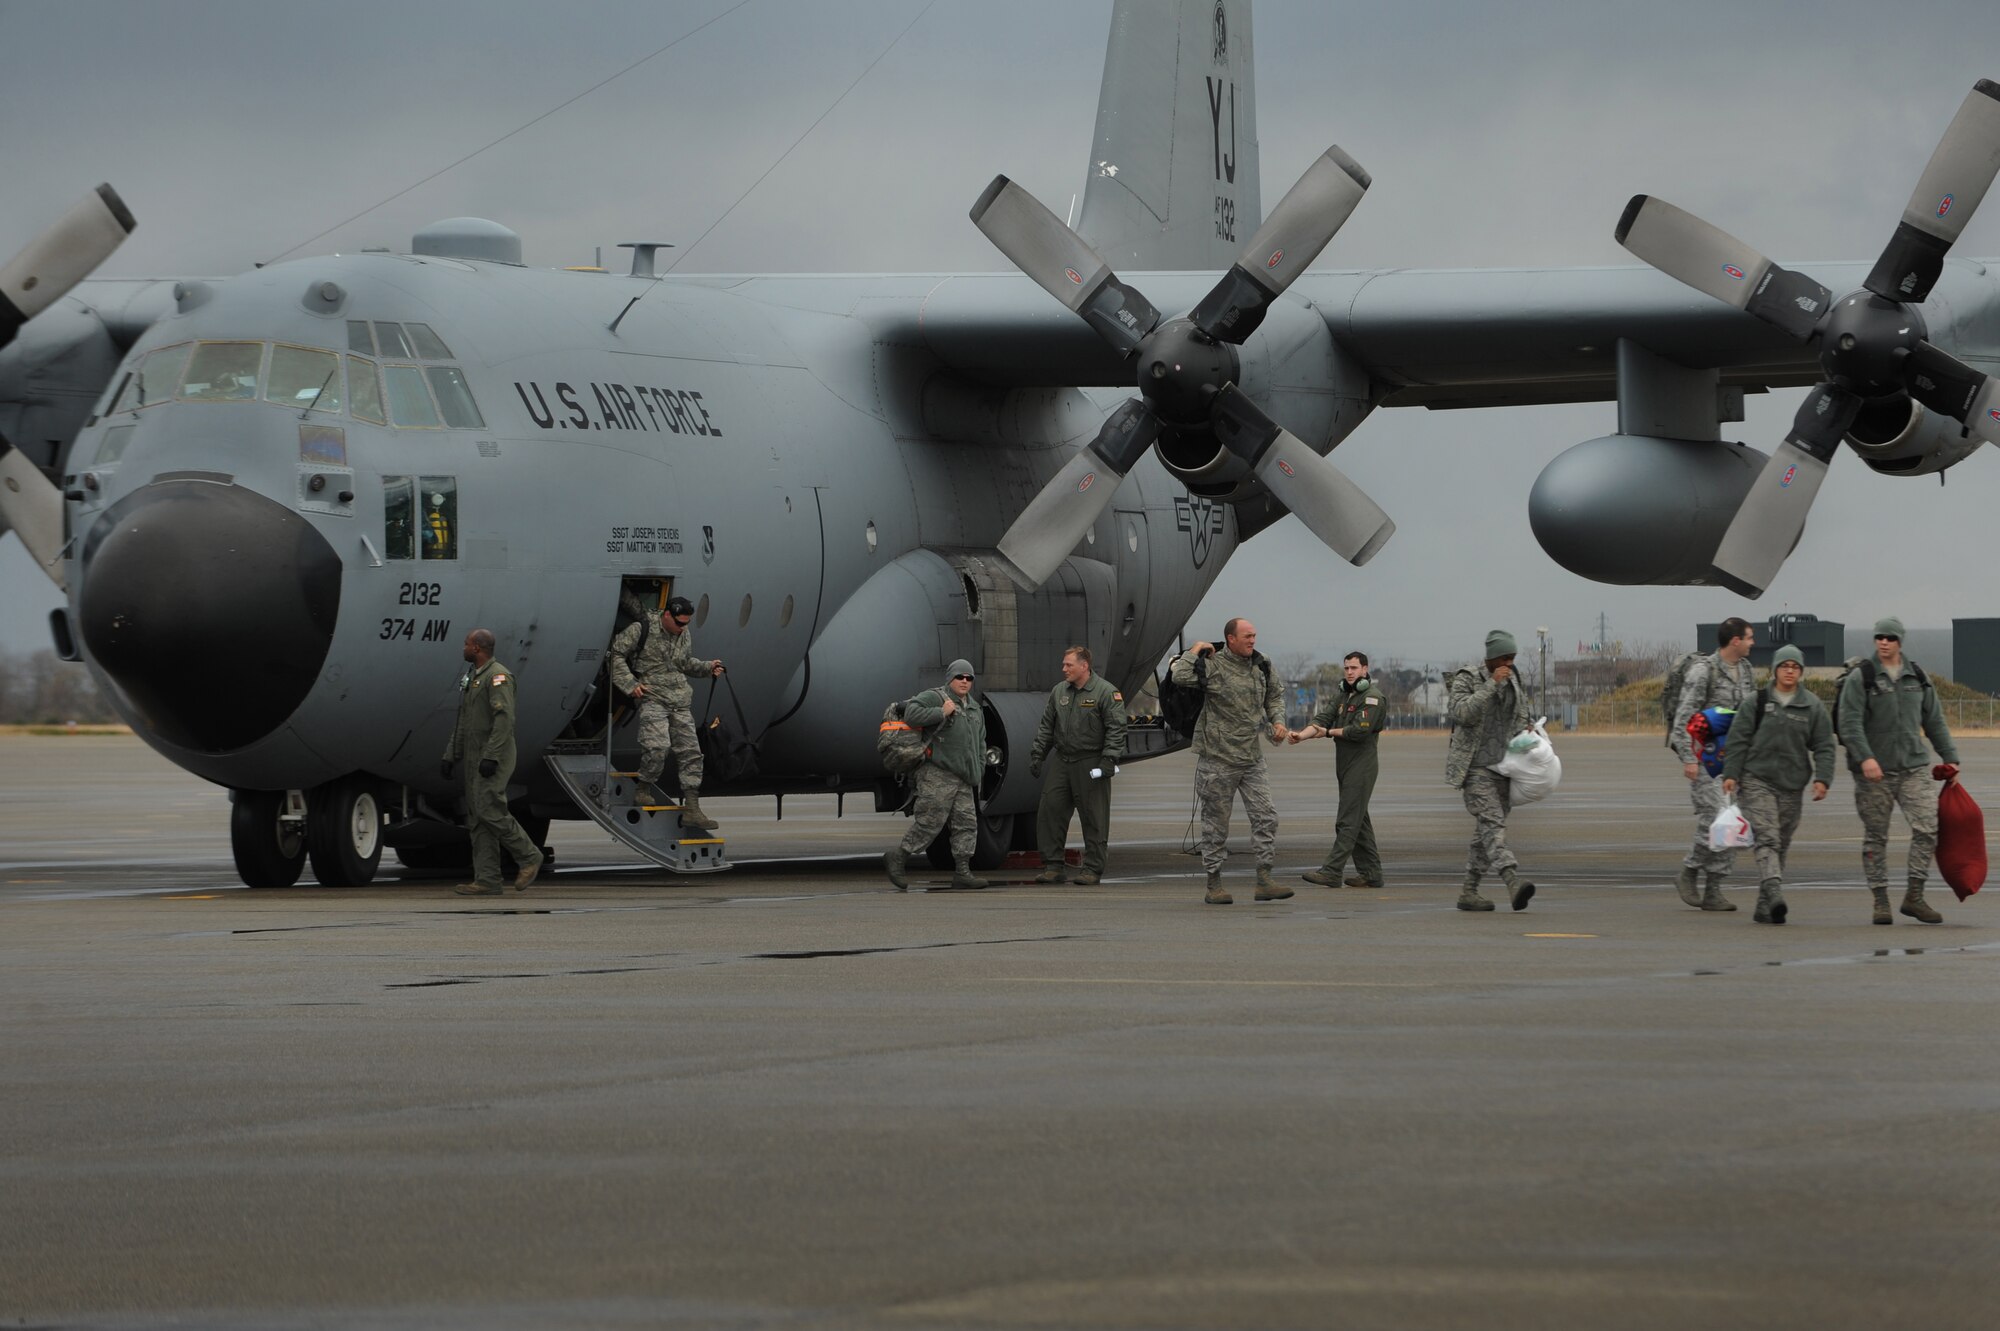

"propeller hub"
[1821,292,1927,397]
[1136,319,1239,427]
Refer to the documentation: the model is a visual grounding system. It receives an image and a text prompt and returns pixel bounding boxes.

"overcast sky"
[3,0,1997,672]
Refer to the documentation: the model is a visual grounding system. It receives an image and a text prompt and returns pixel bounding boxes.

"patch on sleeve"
[491,674,508,686]
[1367,696,1381,705]
[1112,692,1123,701]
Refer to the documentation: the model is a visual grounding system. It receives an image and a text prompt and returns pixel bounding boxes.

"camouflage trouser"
[1194,755,1277,875]
[1854,765,1939,888]
[1460,767,1518,881]
[1684,769,1736,876]
[463,763,540,890]
[637,695,703,793]
[899,763,978,863]
[1737,775,1803,885]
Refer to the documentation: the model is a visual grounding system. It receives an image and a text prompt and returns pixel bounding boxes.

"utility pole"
[1537,626,1549,717]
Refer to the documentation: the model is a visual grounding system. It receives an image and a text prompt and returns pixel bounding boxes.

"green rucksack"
[1661,651,1706,747]
[877,699,930,775]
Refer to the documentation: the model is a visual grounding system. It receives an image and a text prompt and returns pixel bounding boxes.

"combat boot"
[1900,880,1943,924]
[1031,867,1065,884]
[512,855,542,892]
[1345,876,1381,889]
[1502,867,1535,912]
[1073,870,1102,885]
[453,882,502,897]
[1870,886,1893,925]
[1753,878,1787,925]
[1674,865,1702,908]
[1254,866,1293,901]
[1301,868,1341,887]
[948,861,989,890]
[633,779,670,807]
[679,790,719,831]
[884,846,909,891]
[1204,873,1232,905]
[1699,874,1737,912]
[1456,877,1495,911]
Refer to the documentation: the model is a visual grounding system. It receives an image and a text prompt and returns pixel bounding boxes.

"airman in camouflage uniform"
[441,628,543,896]
[1838,616,1960,925]
[1292,651,1386,889]
[1720,645,1834,925]
[1030,646,1128,885]
[884,658,990,892]
[1670,617,1757,911]
[609,592,725,830]
[1445,630,1536,912]
[1168,619,1292,906]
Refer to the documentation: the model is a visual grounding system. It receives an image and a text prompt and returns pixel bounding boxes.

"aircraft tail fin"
[1076,0,1261,272]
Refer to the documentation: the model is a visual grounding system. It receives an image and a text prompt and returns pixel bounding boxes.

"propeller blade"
[1906,340,2000,445]
[970,176,1160,354]
[995,399,1162,589]
[1190,146,1371,344]
[0,184,136,354]
[0,429,68,590]
[1209,385,1394,566]
[1865,80,2000,303]
[1708,385,1862,598]
[1615,195,1830,341]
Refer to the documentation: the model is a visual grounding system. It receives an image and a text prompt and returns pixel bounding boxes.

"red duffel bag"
[1933,766,1986,902]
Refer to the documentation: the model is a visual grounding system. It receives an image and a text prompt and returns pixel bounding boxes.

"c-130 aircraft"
[2,0,1997,888]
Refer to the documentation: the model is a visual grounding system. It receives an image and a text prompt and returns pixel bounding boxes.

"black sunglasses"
[1874,634,1899,641]
[953,673,974,681]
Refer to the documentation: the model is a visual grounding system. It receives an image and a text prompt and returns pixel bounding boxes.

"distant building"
[1952,619,2000,695]
[1695,613,1844,667]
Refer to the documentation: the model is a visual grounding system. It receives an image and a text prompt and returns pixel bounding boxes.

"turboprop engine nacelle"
[1846,397,1986,477]
[1528,434,1767,586]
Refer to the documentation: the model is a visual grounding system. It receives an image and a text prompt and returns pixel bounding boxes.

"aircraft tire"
[230,789,306,888]
[306,777,385,886]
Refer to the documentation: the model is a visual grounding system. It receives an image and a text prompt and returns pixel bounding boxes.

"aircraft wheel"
[306,777,385,886]
[231,789,306,888]
[930,809,1017,871]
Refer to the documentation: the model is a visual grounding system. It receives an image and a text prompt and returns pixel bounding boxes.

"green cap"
[1772,644,1805,669]
[1872,616,1905,640]
[1484,629,1517,659]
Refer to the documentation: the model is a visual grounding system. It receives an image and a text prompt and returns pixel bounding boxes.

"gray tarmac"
[3,730,1998,1330]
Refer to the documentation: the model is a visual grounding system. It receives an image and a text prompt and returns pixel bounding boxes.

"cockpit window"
[265,344,343,414]
[347,320,375,355]
[425,366,484,428]
[181,342,264,402]
[130,344,191,409]
[406,322,453,359]
[382,476,416,559]
[373,322,414,359]
[419,477,457,560]
[382,364,441,427]
[347,356,384,424]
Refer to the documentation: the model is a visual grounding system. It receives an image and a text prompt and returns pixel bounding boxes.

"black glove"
[1029,758,1043,779]
[439,760,454,780]
[477,758,498,779]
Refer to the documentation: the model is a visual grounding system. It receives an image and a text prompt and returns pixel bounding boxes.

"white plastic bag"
[1708,802,1755,851]
[1490,719,1561,804]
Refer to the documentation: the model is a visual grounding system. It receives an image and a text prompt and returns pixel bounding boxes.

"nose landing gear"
[229,777,386,888]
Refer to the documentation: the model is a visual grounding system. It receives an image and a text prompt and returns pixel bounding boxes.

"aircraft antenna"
[260,0,754,265]
[662,0,936,274]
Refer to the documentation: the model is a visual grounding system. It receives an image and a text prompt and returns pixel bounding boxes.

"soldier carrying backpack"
[1666,618,1757,912]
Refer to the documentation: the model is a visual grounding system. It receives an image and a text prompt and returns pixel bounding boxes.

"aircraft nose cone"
[79,478,341,753]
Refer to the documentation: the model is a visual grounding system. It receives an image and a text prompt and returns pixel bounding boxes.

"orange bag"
[1933,767,1986,902]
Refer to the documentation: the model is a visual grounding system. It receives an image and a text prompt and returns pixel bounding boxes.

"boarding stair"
[543,726,729,873]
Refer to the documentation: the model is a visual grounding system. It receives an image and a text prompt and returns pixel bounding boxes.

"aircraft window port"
[406,322,453,359]
[694,594,710,627]
[383,364,442,427]
[382,475,416,560]
[130,343,191,409]
[266,344,344,414]
[779,594,794,628]
[348,356,385,424]
[96,424,137,466]
[180,341,265,402]
[419,476,457,560]
[346,320,375,356]
[373,322,415,359]
[425,365,485,428]
[738,594,753,628]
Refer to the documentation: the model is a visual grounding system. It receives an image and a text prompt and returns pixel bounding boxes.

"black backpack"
[609,605,651,698]
[1159,649,1271,739]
